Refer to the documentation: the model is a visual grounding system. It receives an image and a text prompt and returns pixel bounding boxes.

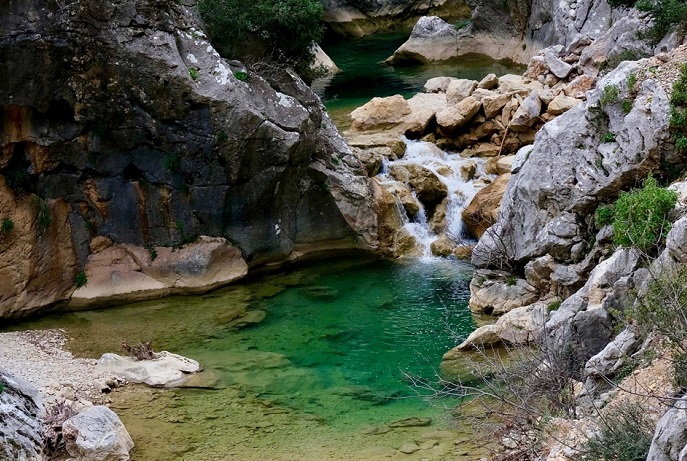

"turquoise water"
[16,258,478,460]
[313,31,526,129]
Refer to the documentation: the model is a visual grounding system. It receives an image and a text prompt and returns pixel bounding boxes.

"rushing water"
[313,30,525,129]
[14,258,480,460]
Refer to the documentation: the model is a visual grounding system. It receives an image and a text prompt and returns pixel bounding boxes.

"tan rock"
[430,234,455,257]
[446,79,478,105]
[477,73,498,89]
[500,96,520,127]
[459,161,477,181]
[547,94,582,115]
[461,143,501,158]
[497,74,543,93]
[389,164,448,208]
[423,76,458,93]
[350,95,411,132]
[371,182,407,258]
[436,96,481,133]
[509,91,542,132]
[429,199,448,234]
[403,92,447,137]
[482,92,514,119]
[346,132,406,159]
[351,147,383,176]
[382,181,420,218]
[453,244,474,259]
[462,173,511,238]
[524,56,548,80]
[564,74,596,99]
[496,155,516,174]
[89,236,113,254]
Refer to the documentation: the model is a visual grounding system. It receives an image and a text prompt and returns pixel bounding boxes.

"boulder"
[583,328,641,379]
[430,234,455,257]
[389,164,448,209]
[63,406,134,461]
[478,73,499,90]
[482,92,515,119]
[462,173,511,238]
[0,368,45,460]
[423,76,458,93]
[563,74,596,99]
[429,199,448,234]
[385,16,461,65]
[459,161,477,181]
[646,396,687,461]
[382,181,420,218]
[547,94,581,115]
[97,351,202,387]
[446,79,478,105]
[351,147,384,176]
[468,277,539,315]
[543,49,573,79]
[404,92,448,136]
[350,95,412,132]
[436,96,481,132]
[509,91,542,131]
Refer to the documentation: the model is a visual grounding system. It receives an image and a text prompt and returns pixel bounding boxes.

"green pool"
[16,258,480,460]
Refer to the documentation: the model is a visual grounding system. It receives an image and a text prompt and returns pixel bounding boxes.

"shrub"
[611,175,677,252]
[595,204,615,228]
[234,71,249,82]
[627,72,637,90]
[198,0,324,75]
[75,271,88,288]
[603,132,616,142]
[35,198,52,232]
[580,404,654,461]
[599,85,619,107]
[1,218,13,234]
[622,99,633,114]
[547,300,561,312]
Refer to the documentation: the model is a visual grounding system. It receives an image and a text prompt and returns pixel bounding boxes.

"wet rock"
[383,181,421,218]
[63,406,134,461]
[459,161,477,181]
[389,417,432,427]
[352,147,384,176]
[430,234,455,257]
[97,351,202,387]
[429,199,448,234]
[453,244,474,259]
[389,164,448,209]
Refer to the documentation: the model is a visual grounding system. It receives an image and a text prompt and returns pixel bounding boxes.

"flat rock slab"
[97,351,201,387]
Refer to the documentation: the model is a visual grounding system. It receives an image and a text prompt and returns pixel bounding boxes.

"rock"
[423,76,458,93]
[525,56,549,80]
[395,164,448,209]
[563,74,596,99]
[468,277,539,315]
[63,406,134,461]
[473,60,670,269]
[667,216,687,265]
[404,92,448,137]
[646,396,687,461]
[509,91,542,131]
[430,234,455,257]
[583,328,641,379]
[386,16,461,65]
[70,238,248,309]
[97,351,202,387]
[496,155,516,175]
[347,132,407,159]
[383,181,421,218]
[0,368,45,460]
[90,236,113,254]
[350,95,412,132]
[498,74,542,94]
[446,79,478,105]
[389,417,432,427]
[459,161,477,181]
[547,94,581,115]
[478,73,499,89]
[436,96,481,133]
[399,442,420,454]
[312,44,339,74]
[462,173,511,238]
[352,147,384,176]
[461,143,502,158]
[543,50,573,79]
[482,92,514,119]
[371,182,408,258]
[429,199,448,234]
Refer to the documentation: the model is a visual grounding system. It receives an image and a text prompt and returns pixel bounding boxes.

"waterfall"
[377,137,494,258]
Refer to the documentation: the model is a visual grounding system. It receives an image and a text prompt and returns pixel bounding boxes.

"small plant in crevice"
[0,380,5,394]
[602,132,616,143]
[547,300,561,312]
[599,85,620,108]
[611,175,677,252]
[189,67,199,80]
[145,243,158,261]
[215,130,228,142]
[234,71,249,82]
[1,218,14,234]
[627,72,637,91]
[75,271,88,288]
[121,341,156,361]
[622,99,633,114]
[35,198,52,233]
[506,276,517,287]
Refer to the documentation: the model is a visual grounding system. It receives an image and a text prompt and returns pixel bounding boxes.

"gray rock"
[509,91,542,131]
[647,397,687,461]
[584,328,641,378]
[543,50,573,78]
[63,406,134,461]
[469,278,539,315]
[667,216,687,265]
[0,368,45,460]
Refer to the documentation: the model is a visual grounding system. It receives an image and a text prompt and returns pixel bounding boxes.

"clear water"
[15,257,479,460]
[313,31,526,130]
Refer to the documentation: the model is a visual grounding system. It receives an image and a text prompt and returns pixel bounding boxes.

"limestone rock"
[63,406,133,461]
[423,76,458,93]
[667,216,687,265]
[482,91,514,119]
[436,96,481,132]
[97,351,202,387]
[547,94,581,115]
[509,91,542,131]
[462,173,510,238]
[446,79,478,105]
[382,181,420,218]
[313,44,339,74]
[352,147,384,176]
[350,95,412,132]
[386,16,461,65]
[646,397,687,461]
[0,368,45,460]
[478,73,499,90]
[468,277,538,315]
[543,50,573,79]
[459,161,477,181]
[430,234,455,257]
[563,74,596,99]
[404,92,448,136]
[389,164,448,209]
[583,328,641,379]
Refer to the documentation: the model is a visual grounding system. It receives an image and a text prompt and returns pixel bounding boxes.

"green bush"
[1,218,14,234]
[75,271,88,288]
[198,0,324,74]
[189,68,199,80]
[599,85,619,107]
[603,132,616,143]
[581,404,654,461]
[595,204,616,228]
[611,175,677,252]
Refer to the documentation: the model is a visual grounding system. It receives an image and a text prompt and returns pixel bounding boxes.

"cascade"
[377,137,494,257]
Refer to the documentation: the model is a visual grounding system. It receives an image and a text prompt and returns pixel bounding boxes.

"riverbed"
[11,258,486,460]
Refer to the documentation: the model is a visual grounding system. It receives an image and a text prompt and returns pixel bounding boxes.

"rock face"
[0,368,45,461]
[646,396,687,461]
[0,0,380,318]
[63,406,134,461]
[321,0,470,37]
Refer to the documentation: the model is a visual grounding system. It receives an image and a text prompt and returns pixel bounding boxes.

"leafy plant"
[75,271,88,288]
[599,85,619,108]
[234,71,249,82]
[198,0,324,75]
[603,132,616,143]
[595,204,615,228]
[216,130,228,142]
[506,276,517,286]
[622,99,633,114]
[1,218,14,234]
[189,68,199,80]
[611,175,677,252]
[627,72,637,91]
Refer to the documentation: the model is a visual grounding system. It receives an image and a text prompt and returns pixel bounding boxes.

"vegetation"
[234,71,249,82]
[189,68,199,80]
[198,0,324,75]
[602,132,616,142]
[35,198,52,232]
[608,0,687,40]
[580,404,654,461]
[610,176,677,252]
[44,401,77,456]
[595,204,616,228]
[599,85,620,107]
[75,271,88,288]
[164,154,181,172]
[1,218,14,234]
[547,300,561,312]
[121,341,156,360]
[145,243,158,261]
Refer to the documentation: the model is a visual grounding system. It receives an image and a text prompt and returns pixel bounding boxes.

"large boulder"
[0,0,380,319]
[389,164,448,209]
[350,95,412,132]
[63,406,134,461]
[462,173,510,238]
[646,396,687,461]
[436,96,482,133]
[97,351,202,387]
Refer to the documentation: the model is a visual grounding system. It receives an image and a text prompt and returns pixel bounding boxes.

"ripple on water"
[14,258,483,460]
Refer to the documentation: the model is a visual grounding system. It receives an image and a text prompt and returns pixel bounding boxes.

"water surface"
[16,258,479,460]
